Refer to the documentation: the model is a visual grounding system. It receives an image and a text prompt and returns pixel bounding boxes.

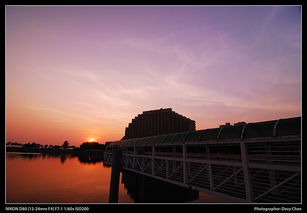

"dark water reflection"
[6,152,229,203]
[6,152,104,164]
[122,170,199,203]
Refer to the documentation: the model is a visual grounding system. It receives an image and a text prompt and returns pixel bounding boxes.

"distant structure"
[219,121,246,128]
[122,108,195,140]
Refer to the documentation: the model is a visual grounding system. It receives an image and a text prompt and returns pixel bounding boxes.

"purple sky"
[6,6,301,145]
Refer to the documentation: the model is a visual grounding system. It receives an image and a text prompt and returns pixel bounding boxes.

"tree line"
[6,141,107,151]
[6,141,75,149]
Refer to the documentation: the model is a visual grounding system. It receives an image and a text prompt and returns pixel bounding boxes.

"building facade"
[122,108,196,140]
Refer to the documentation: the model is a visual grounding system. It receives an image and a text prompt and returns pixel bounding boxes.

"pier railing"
[104,135,301,203]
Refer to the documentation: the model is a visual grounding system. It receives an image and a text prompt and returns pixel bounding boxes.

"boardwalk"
[104,117,301,203]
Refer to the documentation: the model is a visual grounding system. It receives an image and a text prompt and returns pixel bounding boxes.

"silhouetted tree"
[80,142,105,150]
[62,141,69,149]
[29,142,42,149]
[23,143,32,148]
[53,145,61,149]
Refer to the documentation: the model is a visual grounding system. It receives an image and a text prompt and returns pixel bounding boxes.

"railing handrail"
[106,135,300,147]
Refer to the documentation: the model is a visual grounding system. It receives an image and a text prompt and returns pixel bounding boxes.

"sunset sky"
[6,6,301,146]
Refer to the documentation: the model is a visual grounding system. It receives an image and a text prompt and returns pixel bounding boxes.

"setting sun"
[88,138,96,142]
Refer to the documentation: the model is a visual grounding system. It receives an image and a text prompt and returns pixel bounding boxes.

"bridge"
[104,117,301,203]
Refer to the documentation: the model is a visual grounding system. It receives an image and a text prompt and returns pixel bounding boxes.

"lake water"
[6,152,230,203]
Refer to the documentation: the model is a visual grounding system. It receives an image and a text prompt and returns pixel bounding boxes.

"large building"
[122,108,195,140]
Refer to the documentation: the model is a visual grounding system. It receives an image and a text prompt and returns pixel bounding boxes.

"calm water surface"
[6,152,230,203]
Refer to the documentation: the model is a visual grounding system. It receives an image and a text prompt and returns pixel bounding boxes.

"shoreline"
[5,147,105,154]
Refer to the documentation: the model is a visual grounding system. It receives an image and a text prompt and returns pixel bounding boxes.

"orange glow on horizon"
[87,138,96,142]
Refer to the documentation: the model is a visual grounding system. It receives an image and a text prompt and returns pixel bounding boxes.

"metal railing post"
[172,147,176,170]
[166,159,169,178]
[206,145,214,190]
[152,143,155,175]
[240,141,253,202]
[133,144,136,170]
[183,143,187,184]
[265,144,276,187]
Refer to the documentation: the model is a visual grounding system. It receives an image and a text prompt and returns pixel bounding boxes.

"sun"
[88,138,96,142]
